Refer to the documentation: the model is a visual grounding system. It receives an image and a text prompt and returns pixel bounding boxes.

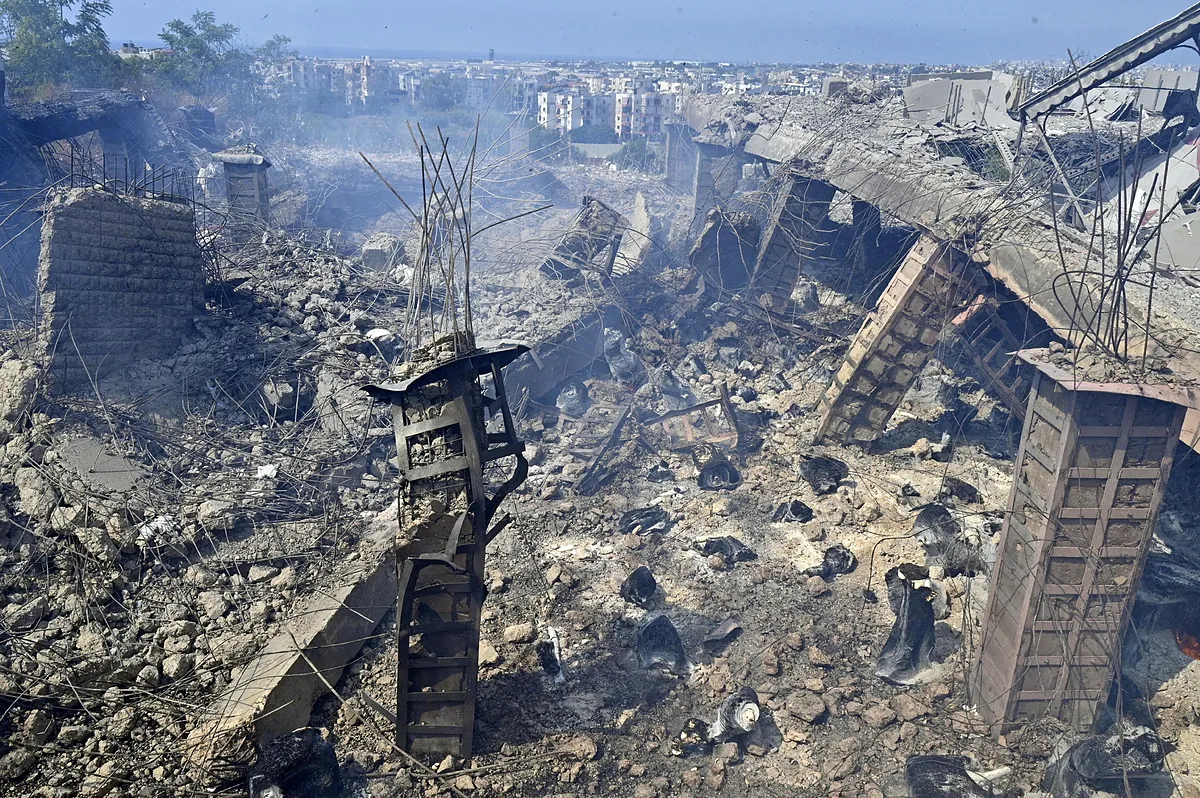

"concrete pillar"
[213,145,273,226]
[690,143,719,228]
[750,173,836,308]
[850,199,881,276]
[664,122,697,192]
[973,357,1188,732]
[814,235,975,445]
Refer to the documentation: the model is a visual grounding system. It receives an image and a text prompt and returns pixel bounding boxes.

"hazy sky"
[107,1,1200,64]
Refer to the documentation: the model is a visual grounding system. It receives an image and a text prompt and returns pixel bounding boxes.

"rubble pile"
[2,80,1200,798]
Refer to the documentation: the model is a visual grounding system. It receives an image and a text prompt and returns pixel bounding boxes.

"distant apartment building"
[582,94,616,131]
[635,92,663,136]
[510,77,540,115]
[614,91,663,139]
[286,58,334,93]
[612,75,655,95]
[464,76,495,110]
[115,43,167,61]
[344,57,402,108]
[537,91,582,133]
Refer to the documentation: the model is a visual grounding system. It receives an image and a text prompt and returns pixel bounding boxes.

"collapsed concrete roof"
[683,93,1200,445]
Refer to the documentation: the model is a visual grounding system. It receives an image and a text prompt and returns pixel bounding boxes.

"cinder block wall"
[37,188,205,393]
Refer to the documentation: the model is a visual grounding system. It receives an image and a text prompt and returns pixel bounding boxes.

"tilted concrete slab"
[186,503,401,770]
[684,95,1200,443]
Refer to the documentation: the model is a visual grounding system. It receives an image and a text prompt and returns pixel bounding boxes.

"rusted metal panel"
[973,363,1186,732]
[952,295,1030,418]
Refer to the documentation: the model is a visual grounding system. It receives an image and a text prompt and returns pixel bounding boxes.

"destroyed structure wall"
[37,187,205,393]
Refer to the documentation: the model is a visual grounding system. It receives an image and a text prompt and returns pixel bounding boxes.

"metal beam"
[1020,2,1200,122]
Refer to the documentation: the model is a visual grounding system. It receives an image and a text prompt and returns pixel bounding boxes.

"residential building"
[582,94,616,132]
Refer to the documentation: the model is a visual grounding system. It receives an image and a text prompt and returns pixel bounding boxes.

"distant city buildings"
[206,50,935,140]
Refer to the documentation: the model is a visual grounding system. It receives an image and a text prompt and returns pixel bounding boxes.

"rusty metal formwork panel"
[365,344,528,760]
[815,235,977,445]
[750,174,835,306]
[644,382,740,450]
[953,295,1031,418]
[973,362,1186,732]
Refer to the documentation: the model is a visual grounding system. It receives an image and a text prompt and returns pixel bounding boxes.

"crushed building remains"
[3,6,1200,798]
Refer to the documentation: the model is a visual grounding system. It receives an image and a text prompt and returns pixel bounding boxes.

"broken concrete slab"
[58,436,149,495]
[613,192,657,276]
[542,196,626,278]
[361,232,405,272]
[186,502,400,772]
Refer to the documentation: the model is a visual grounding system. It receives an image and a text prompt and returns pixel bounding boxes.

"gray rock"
[14,467,57,520]
[161,654,194,680]
[0,748,36,781]
[5,597,49,631]
[247,564,280,584]
[503,623,536,644]
[198,592,229,620]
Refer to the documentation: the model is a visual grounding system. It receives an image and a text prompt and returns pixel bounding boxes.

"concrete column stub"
[972,352,1193,733]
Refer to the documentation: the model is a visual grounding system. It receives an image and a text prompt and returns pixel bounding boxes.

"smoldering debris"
[620,565,658,608]
[248,728,342,798]
[904,755,998,798]
[708,686,762,744]
[913,503,988,577]
[556,378,591,417]
[797,454,849,495]
[669,687,762,757]
[802,543,857,581]
[694,535,757,567]
[703,616,743,655]
[619,506,670,536]
[772,498,814,523]
[691,443,741,490]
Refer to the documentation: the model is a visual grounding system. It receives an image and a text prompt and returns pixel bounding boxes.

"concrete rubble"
[2,17,1200,798]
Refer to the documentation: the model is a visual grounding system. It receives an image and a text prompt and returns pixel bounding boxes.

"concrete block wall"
[815,235,972,445]
[38,187,205,393]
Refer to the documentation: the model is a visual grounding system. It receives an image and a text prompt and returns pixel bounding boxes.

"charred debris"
[2,11,1200,798]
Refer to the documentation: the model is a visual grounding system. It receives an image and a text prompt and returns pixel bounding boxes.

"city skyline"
[106,0,1200,66]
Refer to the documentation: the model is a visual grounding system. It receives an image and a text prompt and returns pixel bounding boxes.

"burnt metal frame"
[643,382,741,450]
[365,344,528,760]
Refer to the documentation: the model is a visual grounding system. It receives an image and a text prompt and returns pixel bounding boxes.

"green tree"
[608,137,658,172]
[0,0,121,97]
[528,125,569,164]
[152,10,254,101]
[417,71,465,111]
